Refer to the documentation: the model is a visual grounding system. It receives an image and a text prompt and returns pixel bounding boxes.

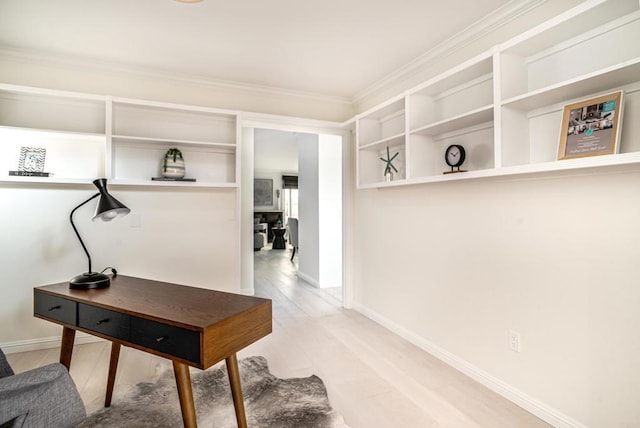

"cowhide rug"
[78,356,346,428]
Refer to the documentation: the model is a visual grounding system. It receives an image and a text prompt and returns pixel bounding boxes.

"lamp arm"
[70,192,100,274]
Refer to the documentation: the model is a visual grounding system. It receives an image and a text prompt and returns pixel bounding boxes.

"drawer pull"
[155,336,166,342]
[48,305,62,311]
[96,318,110,325]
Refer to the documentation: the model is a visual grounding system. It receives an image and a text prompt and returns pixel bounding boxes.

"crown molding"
[0,46,352,106]
[0,0,547,108]
[352,0,548,103]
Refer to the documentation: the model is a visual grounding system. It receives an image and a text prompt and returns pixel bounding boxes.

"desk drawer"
[131,317,200,363]
[78,304,130,341]
[34,293,77,325]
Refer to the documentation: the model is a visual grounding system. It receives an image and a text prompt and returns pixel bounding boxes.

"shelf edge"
[358,153,640,189]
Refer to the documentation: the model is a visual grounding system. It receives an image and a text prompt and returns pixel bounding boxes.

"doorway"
[248,127,343,301]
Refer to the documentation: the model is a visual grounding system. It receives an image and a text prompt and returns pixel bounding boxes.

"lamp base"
[69,272,111,290]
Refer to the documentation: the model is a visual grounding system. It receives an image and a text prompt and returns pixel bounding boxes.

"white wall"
[297,133,343,288]
[240,127,255,295]
[297,134,320,284]
[353,169,640,427]
[318,134,343,288]
[0,184,237,348]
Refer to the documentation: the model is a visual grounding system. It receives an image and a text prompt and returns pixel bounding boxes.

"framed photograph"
[18,147,46,172]
[254,178,273,206]
[557,91,623,160]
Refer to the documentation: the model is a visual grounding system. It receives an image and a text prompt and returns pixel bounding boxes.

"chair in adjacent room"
[287,217,299,261]
[0,347,86,427]
[254,220,268,250]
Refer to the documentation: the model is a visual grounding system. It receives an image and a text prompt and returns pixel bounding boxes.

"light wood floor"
[7,245,550,427]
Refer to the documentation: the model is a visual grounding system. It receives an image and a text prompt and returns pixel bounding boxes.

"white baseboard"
[1,333,105,354]
[296,271,339,289]
[353,303,587,428]
[296,271,320,288]
[241,285,255,295]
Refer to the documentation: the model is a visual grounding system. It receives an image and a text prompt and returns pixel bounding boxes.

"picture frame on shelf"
[557,91,623,160]
[18,147,46,172]
[254,178,273,206]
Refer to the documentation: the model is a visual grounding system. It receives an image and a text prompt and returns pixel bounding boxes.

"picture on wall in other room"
[254,178,273,206]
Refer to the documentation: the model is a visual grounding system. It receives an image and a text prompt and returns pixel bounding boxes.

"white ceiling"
[0,0,515,101]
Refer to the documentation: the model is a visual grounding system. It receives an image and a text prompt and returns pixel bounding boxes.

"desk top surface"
[35,275,271,331]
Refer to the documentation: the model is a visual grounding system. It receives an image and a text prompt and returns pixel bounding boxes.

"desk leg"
[59,327,76,370]
[173,361,197,428]
[226,353,247,428]
[105,342,121,407]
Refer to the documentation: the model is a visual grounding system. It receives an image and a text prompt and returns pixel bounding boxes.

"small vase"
[384,167,393,182]
[162,148,185,179]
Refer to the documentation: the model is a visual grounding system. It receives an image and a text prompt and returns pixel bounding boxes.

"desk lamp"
[69,178,130,289]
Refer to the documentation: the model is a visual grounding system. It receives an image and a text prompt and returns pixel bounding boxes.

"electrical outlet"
[508,330,521,352]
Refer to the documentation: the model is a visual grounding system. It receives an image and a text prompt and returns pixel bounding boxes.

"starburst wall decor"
[379,146,398,182]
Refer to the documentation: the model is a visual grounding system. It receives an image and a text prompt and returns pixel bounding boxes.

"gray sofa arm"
[0,362,86,427]
[0,349,13,378]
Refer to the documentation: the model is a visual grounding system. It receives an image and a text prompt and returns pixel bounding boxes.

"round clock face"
[445,144,466,167]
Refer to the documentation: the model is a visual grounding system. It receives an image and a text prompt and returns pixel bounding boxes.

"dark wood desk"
[33,275,272,428]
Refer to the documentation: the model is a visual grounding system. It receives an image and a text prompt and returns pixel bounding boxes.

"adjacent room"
[1,1,639,427]
[252,127,343,295]
[253,129,299,254]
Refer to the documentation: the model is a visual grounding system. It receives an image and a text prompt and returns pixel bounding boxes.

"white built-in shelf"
[0,125,104,139]
[0,85,105,133]
[0,126,107,183]
[356,0,640,189]
[356,96,408,186]
[359,133,405,151]
[410,105,493,137]
[358,152,640,190]
[111,134,236,150]
[410,54,493,98]
[499,0,638,58]
[0,176,95,186]
[501,58,640,111]
[3,1,640,192]
[0,175,239,189]
[0,84,239,189]
[108,179,239,188]
[108,97,238,187]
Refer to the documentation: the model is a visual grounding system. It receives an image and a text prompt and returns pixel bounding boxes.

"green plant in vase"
[162,148,185,179]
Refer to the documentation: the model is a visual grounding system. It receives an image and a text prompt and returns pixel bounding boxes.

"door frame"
[240,115,353,308]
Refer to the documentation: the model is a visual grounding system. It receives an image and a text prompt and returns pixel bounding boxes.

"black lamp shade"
[92,178,130,222]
